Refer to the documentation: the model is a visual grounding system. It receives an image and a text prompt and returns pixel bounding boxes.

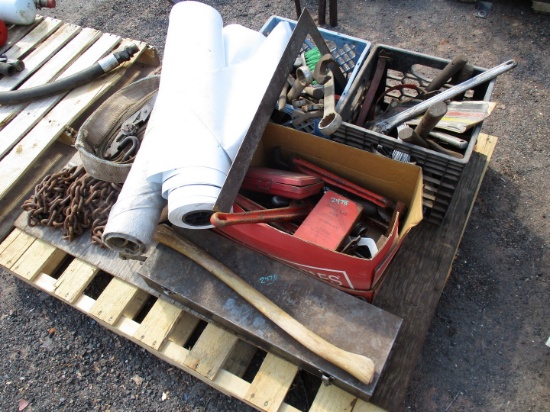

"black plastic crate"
[334,44,496,224]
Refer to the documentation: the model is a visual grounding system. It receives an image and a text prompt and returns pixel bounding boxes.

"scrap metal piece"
[475,0,493,18]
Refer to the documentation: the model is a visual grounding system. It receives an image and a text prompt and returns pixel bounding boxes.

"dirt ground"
[0,0,548,411]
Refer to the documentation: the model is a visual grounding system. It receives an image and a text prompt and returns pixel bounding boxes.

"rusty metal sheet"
[139,227,401,400]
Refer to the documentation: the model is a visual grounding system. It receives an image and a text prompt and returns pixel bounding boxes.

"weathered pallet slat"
[0,27,101,129]
[1,18,62,67]
[0,22,81,92]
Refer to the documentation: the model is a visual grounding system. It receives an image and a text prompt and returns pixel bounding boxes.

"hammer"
[153,224,376,385]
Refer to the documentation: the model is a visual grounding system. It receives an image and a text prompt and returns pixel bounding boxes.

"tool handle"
[293,157,394,208]
[415,101,448,138]
[210,204,310,228]
[154,225,376,385]
[426,54,468,92]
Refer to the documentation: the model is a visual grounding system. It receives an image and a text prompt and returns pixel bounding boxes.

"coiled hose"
[0,43,140,105]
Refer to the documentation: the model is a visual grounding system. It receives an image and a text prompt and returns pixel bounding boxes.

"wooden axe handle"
[153,224,376,385]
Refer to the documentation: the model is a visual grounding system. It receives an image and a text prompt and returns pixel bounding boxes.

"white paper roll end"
[167,185,223,229]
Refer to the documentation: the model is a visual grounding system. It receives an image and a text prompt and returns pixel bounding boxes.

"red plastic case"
[241,167,324,199]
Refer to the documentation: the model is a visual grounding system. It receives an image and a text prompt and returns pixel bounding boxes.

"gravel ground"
[1,0,548,411]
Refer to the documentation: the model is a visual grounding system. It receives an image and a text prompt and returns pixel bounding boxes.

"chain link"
[22,166,122,246]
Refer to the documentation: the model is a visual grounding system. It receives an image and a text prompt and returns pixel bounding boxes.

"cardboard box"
[215,123,423,300]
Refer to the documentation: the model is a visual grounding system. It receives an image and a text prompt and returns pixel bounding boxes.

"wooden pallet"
[0,228,385,412]
[0,16,500,412]
[0,16,159,240]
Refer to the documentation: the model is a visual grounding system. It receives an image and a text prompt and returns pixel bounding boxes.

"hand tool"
[426,54,468,92]
[241,166,324,199]
[398,126,430,149]
[154,224,376,385]
[318,67,342,135]
[313,53,346,94]
[291,108,324,127]
[210,200,311,228]
[288,74,325,100]
[370,59,517,134]
[424,138,464,159]
[234,194,299,234]
[354,50,392,126]
[414,101,448,139]
[0,55,25,76]
[292,157,395,209]
[278,82,289,111]
[428,130,468,149]
[287,65,314,101]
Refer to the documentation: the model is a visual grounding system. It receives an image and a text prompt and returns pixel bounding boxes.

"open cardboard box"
[215,123,424,301]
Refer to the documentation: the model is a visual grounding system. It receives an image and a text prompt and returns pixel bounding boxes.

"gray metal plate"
[139,227,401,400]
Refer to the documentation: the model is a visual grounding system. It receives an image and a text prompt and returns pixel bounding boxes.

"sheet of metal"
[139,227,402,400]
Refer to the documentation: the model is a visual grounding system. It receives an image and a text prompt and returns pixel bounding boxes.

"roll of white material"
[144,1,292,230]
[101,110,167,256]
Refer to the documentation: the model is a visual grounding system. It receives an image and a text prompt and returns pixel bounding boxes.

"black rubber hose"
[0,43,139,105]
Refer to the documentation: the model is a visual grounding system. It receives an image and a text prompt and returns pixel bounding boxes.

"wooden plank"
[0,36,143,201]
[133,298,182,350]
[352,400,387,412]
[0,17,43,55]
[0,228,35,268]
[370,134,497,411]
[11,237,66,281]
[184,323,239,380]
[533,1,550,13]
[0,27,101,129]
[244,353,298,411]
[90,277,148,325]
[0,141,74,241]
[2,18,62,61]
[54,258,98,303]
[0,22,81,92]
[309,384,357,412]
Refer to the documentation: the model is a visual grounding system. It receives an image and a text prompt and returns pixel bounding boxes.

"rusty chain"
[21,165,122,246]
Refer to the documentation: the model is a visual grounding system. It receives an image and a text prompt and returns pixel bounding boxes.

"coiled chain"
[21,165,122,246]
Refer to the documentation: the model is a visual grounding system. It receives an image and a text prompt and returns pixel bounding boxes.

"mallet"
[153,224,376,385]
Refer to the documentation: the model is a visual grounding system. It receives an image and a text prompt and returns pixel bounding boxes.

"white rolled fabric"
[101,106,167,256]
[145,1,292,229]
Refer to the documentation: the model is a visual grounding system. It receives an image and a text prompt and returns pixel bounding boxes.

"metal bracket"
[321,374,334,386]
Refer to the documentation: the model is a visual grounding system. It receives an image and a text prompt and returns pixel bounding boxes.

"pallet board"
[0,229,384,412]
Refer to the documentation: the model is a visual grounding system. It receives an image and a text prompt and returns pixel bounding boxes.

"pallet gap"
[82,270,113,300]
[241,347,267,383]
[182,319,208,350]
[131,294,157,324]
[49,254,74,280]
[284,370,323,411]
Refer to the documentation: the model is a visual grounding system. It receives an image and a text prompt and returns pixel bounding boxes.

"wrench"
[313,53,347,94]
[291,109,323,127]
[371,59,517,134]
[287,65,314,101]
[318,67,342,135]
